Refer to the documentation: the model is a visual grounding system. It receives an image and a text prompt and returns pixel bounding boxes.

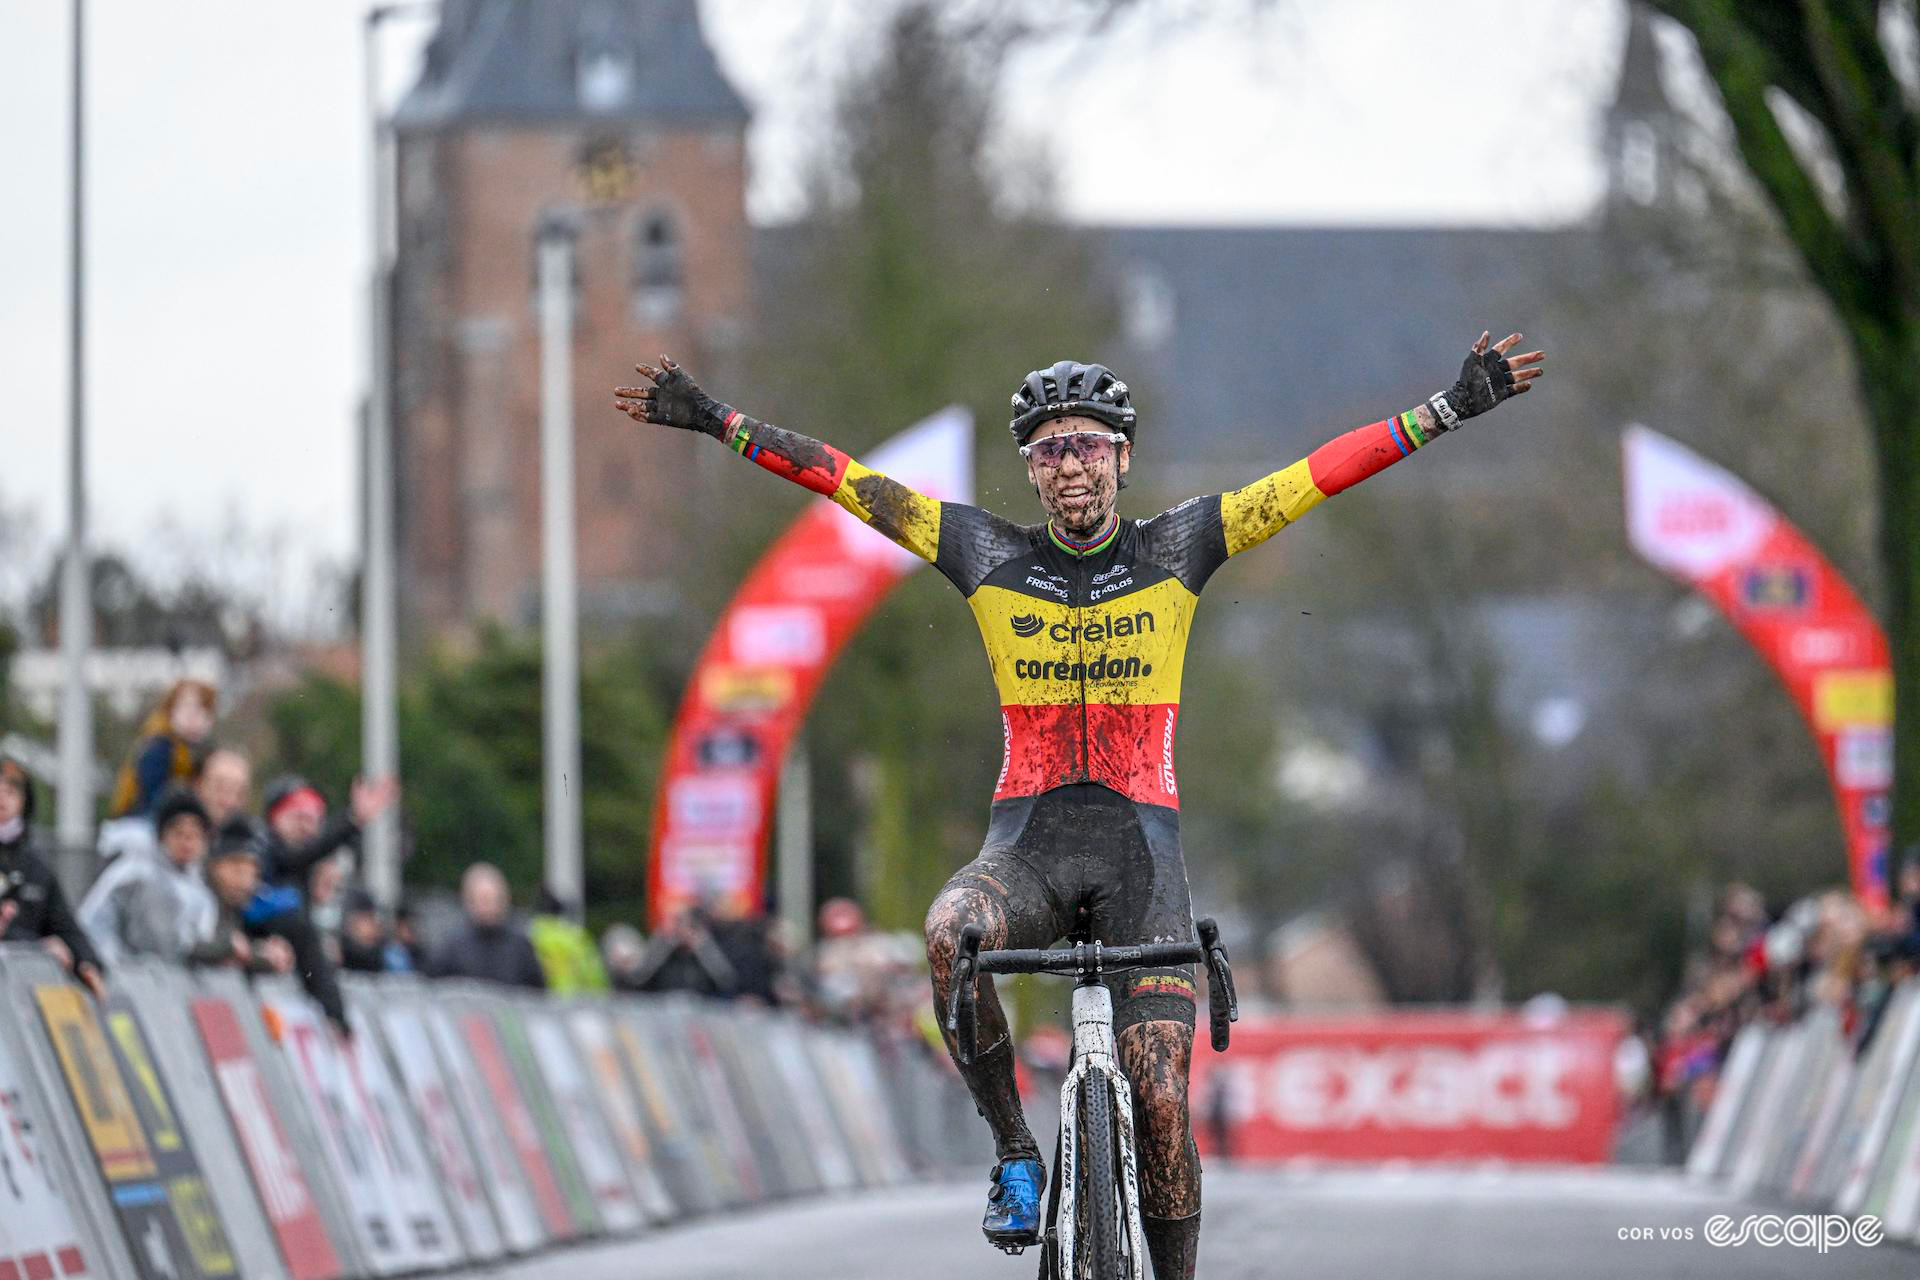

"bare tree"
[1643,0,1920,863]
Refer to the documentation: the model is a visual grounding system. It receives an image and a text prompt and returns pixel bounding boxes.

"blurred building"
[380,1,1753,655]
[1267,911,1387,1009]
[390,0,749,637]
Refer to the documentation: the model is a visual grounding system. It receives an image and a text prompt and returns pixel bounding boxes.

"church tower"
[390,0,750,638]
[1601,3,1681,213]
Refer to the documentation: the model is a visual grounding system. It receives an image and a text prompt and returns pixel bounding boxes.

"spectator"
[529,886,609,995]
[308,851,351,963]
[813,897,896,1022]
[77,785,216,966]
[107,679,217,819]
[426,863,545,989]
[390,902,425,970]
[198,818,349,1034]
[87,745,254,890]
[253,773,398,919]
[601,923,648,992]
[629,904,738,999]
[189,821,297,979]
[708,899,784,1005]
[194,748,254,829]
[0,754,107,997]
[337,888,413,974]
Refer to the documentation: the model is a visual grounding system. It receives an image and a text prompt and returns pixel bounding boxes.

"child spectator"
[78,785,217,965]
[108,679,217,819]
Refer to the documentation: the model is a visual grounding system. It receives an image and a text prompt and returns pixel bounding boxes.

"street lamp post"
[359,4,432,911]
[56,0,93,896]
[536,216,584,918]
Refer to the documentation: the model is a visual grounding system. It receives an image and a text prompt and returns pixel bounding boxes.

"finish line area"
[459,1167,1912,1280]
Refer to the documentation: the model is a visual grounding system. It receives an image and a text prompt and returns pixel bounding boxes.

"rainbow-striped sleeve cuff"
[1306,413,1430,497]
[725,412,850,496]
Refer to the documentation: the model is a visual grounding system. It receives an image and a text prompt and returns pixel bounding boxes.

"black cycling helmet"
[1009,360,1136,445]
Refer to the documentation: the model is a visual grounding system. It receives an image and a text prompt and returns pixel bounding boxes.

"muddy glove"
[614,356,738,439]
[1424,332,1535,432]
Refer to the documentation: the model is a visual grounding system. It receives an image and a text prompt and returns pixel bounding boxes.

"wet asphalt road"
[458,1166,1916,1279]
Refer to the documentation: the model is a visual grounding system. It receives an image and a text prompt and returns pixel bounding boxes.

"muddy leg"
[1120,1020,1201,1280]
[925,884,1041,1162]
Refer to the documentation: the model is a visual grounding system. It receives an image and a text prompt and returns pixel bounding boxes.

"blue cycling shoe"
[982,1156,1044,1250]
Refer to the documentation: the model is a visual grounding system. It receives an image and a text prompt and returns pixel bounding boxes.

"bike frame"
[948,920,1235,1279]
[1056,981,1148,1280]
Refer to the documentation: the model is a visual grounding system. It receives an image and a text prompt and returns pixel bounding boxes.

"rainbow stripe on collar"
[1047,513,1120,557]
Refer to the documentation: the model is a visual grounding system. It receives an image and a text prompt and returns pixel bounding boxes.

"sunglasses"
[1019,431,1128,467]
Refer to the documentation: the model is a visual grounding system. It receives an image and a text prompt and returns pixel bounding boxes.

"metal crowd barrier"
[0,946,987,1280]
[1685,982,1920,1239]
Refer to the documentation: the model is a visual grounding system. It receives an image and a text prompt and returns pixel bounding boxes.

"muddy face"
[1024,414,1131,537]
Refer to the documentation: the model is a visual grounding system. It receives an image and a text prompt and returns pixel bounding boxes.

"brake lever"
[948,923,983,1067]
[1196,917,1238,1052]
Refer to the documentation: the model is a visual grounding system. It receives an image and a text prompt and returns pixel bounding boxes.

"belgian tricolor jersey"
[725,409,1440,809]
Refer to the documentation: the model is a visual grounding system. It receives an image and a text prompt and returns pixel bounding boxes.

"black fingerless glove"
[649,365,736,439]
[1425,345,1516,433]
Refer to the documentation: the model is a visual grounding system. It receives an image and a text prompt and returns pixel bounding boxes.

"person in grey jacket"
[78,785,217,965]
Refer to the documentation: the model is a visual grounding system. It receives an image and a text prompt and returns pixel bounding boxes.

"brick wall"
[394,123,748,639]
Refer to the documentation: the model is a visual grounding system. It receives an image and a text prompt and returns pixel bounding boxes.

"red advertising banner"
[190,999,342,1280]
[459,1012,575,1238]
[1189,1010,1628,1163]
[648,408,973,925]
[1624,426,1893,908]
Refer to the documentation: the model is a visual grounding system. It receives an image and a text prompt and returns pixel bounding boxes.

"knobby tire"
[1076,1073,1124,1279]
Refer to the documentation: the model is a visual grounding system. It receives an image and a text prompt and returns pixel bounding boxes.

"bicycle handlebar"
[945,918,1240,1066]
[975,940,1204,975]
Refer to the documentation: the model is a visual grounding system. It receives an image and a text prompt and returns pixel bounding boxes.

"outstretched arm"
[614,357,942,562]
[1222,330,1543,556]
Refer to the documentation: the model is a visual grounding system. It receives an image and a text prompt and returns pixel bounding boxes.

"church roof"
[394,0,750,132]
[1091,224,1594,457]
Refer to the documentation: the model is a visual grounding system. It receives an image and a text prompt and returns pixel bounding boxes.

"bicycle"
[948,918,1238,1280]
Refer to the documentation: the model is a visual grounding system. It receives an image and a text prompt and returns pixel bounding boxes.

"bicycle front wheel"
[1076,1073,1125,1279]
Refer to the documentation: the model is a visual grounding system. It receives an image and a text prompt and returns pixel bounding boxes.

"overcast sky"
[0,0,1632,623]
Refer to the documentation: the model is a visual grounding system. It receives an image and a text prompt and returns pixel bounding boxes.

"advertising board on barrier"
[564,1007,677,1222]
[456,1009,579,1239]
[612,1009,728,1212]
[37,984,236,1279]
[0,1029,92,1279]
[264,993,437,1274]
[100,997,238,1278]
[764,1020,859,1191]
[373,1003,506,1261]
[340,1009,464,1270]
[673,1009,767,1199]
[419,1006,546,1252]
[191,997,343,1280]
[812,1033,911,1186]
[700,1013,814,1197]
[521,1009,645,1232]
[1836,986,1920,1215]
[1188,1010,1628,1163]
[491,1008,600,1233]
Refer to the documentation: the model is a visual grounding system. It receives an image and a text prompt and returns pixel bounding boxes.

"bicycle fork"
[1055,982,1148,1280]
